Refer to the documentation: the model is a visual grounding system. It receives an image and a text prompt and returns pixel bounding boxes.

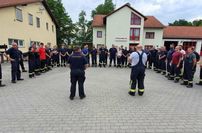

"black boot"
[181,81,188,85]
[187,83,193,88]
[196,81,202,85]
[0,81,6,87]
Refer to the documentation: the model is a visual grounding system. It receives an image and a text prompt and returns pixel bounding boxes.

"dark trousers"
[29,60,35,76]
[61,56,66,66]
[46,58,52,70]
[35,58,41,74]
[40,60,46,72]
[110,56,116,66]
[183,63,193,85]
[91,56,97,66]
[130,66,145,94]
[200,67,202,79]
[149,58,155,68]
[167,60,172,75]
[117,57,122,67]
[160,60,166,73]
[70,69,86,97]
[121,56,127,67]
[171,64,181,80]
[99,55,106,67]
[19,59,25,71]
[11,61,21,81]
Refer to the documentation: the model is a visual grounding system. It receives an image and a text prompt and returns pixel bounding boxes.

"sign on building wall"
[115,37,128,42]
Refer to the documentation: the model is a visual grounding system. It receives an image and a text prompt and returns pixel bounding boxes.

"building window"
[131,13,141,25]
[28,13,33,25]
[146,32,155,39]
[52,25,54,32]
[130,28,140,41]
[8,38,24,47]
[46,23,49,30]
[16,8,23,22]
[97,31,102,38]
[30,41,40,46]
[36,17,40,28]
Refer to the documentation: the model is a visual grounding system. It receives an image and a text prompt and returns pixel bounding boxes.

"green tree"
[74,11,93,45]
[192,20,202,26]
[47,0,74,45]
[91,0,115,18]
[169,19,193,26]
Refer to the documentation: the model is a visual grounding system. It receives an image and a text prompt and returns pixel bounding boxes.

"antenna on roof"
[126,3,131,6]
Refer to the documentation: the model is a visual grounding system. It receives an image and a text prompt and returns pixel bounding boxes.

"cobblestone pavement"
[0,63,202,133]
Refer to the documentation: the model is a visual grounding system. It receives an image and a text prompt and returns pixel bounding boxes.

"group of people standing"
[146,44,202,88]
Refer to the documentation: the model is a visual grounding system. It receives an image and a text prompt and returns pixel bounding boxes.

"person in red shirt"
[169,46,183,82]
[38,43,46,73]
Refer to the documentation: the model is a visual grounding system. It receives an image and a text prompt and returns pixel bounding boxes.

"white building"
[92,3,164,49]
[92,3,202,55]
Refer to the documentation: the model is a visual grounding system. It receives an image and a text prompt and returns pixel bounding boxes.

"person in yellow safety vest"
[128,44,147,96]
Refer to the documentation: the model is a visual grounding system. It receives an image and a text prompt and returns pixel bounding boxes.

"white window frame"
[8,38,25,48]
[15,7,23,22]
[28,13,33,25]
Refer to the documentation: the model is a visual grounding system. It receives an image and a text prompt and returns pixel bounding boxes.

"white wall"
[163,39,202,54]
[143,28,163,47]
[93,27,106,47]
[106,6,144,48]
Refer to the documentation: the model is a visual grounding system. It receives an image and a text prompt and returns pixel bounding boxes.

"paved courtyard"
[0,63,202,133]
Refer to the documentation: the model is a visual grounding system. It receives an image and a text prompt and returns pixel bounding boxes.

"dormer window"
[131,13,141,25]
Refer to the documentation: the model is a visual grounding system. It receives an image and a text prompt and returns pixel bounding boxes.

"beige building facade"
[0,0,57,52]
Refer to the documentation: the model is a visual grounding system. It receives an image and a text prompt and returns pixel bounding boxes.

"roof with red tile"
[92,15,106,27]
[0,0,58,27]
[144,16,164,28]
[163,26,202,39]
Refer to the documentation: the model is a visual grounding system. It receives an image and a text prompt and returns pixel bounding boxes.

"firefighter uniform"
[129,51,147,96]
[149,48,157,70]
[159,50,167,75]
[99,47,106,67]
[28,47,36,78]
[45,47,52,71]
[91,48,97,67]
[105,48,108,66]
[6,47,23,83]
[122,48,128,67]
[68,51,88,100]
[109,47,117,67]
[66,48,73,64]
[39,45,46,73]
[182,52,196,88]
[166,48,174,77]
[156,49,161,73]
[82,47,90,64]
[60,47,67,67]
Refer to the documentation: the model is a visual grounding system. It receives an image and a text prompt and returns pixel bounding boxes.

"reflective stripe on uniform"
[184,80,188,82]
[189,81,193,83]
[129,89,136,92]
[138,89,144,92]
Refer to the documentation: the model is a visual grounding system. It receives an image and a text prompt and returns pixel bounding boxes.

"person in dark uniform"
[52,46,58,67]
[149,47,157,70]
[28,44,36,78]
[181,47,197,88]
[104,46,109,66]
[122,47,128,67]
[82,45,90,64]
[60,44,67,67]
[56,46,60,67]
[192,48,200,78]
[155,48,161,72]
[109,45,117,67]
[159,46,167,75]
[66,45,73,63]
[196,58,202,85]
[18,49,27,72]
[91,46,97,67]
[0,52,6,87]
[68,46,88,100]
[166,44,174,78]
[4,42,24,83]
[99,45,106,67]
[45,44,52,71]
[128,44,147,96]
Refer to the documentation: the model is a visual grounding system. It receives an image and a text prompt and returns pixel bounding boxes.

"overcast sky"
[62,0,202,25]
